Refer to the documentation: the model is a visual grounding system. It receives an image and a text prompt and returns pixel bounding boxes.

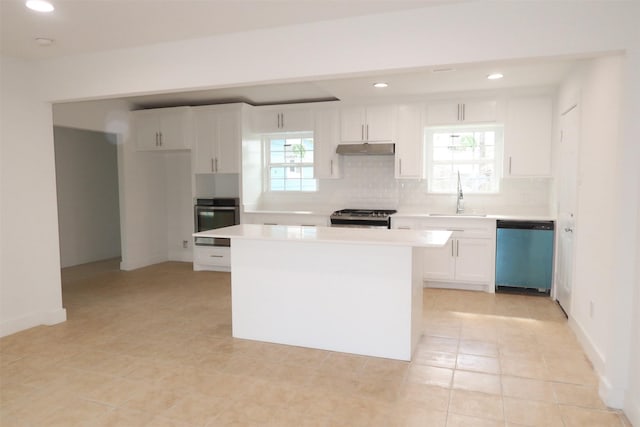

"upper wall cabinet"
[132,107,191,151]
[340,104,396,142]
[314,106,342,179]
[504,96,553,177]
[426,100,498,126]
[250,105,314,133]
[394,103,425,179]
[192,104,243,174]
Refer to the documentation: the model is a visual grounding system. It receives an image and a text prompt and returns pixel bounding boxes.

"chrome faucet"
[456,171,464,214]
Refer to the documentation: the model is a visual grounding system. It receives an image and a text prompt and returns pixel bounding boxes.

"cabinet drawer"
[194,246,230,267]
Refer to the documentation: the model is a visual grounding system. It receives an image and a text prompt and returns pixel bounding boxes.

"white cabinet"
[250,105,314,133]
[192,104,242,174]
[314,106,341,179]
[426,100,497,125]
[340,104,395,142]
[392,216,496,292]
[193,246,231,272]
[242,212,328,227]
[394,103,424,179]
[132,107,191,151]
[504,96,553,177]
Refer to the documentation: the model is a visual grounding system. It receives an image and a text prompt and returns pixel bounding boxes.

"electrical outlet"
[182,240,189,249]
[589,301,594,318]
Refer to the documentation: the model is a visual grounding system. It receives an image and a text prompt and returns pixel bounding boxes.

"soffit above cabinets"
[125,57,582,109]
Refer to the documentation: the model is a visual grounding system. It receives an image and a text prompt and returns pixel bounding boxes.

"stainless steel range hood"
[335,142,395,155]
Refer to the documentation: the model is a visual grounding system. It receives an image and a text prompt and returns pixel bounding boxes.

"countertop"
[194,224,452,248]
[393,212,556,221]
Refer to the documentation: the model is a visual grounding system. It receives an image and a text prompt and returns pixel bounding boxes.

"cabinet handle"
[509,156,512,174]
[330,159,333,175]
[451,240,455,257]
[211,158,214,172]
[209,255,223,258]
[456,240,460,257]
[366,124,369,141]
[399,226,411,230]
[361,124,364,141]
[399,158,402,175]
[264,222,277,225]
[446,228,464,232]
[457,104,461,121]
[215,157,219,172]
[159,132,163,146]
[462,104,466,121]
[155,132,159,146]
[281,113,284,128]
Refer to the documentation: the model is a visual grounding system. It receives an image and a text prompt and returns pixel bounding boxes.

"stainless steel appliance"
[496,220,555,294]
[330,209,396,229]
[194,198,240,246]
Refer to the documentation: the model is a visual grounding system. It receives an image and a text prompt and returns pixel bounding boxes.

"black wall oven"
[194,198,240,247]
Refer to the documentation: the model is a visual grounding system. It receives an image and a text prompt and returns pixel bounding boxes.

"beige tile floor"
[0,260,632,427]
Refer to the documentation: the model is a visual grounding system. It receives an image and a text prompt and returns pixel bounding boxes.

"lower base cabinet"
[193,246,231,272]
[423,237,493,284]
[393,216,496,293]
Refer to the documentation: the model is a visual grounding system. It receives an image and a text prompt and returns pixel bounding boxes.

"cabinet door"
[454,238,493,283]
[251,109,281,133]
[395,104,424,179]
[314,107,341,179]
[504,96,552,177]
[365,105,395,142]
[133,113,161,151]
[340,106,366,142]
[158,108,190,150]
[251,107,313,133]
[426,102,460,126]
[193,109,217,173]
[216,108,241,173]
[426,100,497,125]
[463,100,497,123]
[281,109,313,132]
[423,240,456,281]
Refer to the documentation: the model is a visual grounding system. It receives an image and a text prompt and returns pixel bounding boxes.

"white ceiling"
[0,0,582,107]
[0,0,461,60]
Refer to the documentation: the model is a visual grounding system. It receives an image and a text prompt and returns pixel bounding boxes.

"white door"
[556,105,580,315]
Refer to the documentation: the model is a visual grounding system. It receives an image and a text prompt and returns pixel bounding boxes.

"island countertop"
[193,224,452,248]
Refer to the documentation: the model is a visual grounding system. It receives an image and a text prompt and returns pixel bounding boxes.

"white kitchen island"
[193,224,451,361]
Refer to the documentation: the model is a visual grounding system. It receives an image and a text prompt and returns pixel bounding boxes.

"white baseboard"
[120,255,167,271]
[567,316,630,409]
[624,393,640,427]
[424,281,491,293]
[0,307,67,338]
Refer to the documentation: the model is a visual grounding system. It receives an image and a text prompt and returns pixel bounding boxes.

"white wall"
[53,127,121,267]
[2,1,639,421]
[165,151,193,262]
[0,56,66,336]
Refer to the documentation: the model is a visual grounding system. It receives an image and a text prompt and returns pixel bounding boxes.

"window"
[266,134,317,192]
[425,125,503,193]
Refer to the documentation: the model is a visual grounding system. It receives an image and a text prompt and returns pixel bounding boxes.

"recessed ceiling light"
[373,82,388,88]
[487,73,504,80]
[26,0,54,12]
[35,37,54,46]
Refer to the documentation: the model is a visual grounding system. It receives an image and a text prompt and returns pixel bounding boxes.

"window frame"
[424,124,503,194]
[263,132,318,193]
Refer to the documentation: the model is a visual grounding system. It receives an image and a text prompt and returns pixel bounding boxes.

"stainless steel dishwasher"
[495,220,555,293]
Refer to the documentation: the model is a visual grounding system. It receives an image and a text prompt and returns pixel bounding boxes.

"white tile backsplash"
[257,155,552,216]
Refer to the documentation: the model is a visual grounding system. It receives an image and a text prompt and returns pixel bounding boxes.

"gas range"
[330,209,397,229]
